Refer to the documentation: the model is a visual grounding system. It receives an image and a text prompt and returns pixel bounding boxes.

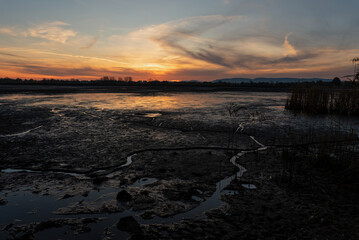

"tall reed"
[286,85,359,116]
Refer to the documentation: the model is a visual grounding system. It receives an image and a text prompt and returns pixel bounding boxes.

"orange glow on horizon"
[1,44,358,81]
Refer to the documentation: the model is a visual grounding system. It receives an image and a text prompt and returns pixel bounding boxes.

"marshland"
[2,0,359,238]
[0,84,358,240]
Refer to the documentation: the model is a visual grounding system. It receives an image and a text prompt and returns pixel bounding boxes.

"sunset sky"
[0,0,359,81]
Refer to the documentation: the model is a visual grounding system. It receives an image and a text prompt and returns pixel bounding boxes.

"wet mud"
[0,91,358,239]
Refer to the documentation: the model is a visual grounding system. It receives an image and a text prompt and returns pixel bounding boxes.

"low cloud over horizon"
[0,0,358,81]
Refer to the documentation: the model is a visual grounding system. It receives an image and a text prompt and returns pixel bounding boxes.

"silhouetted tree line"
[0,77,135,86]
[0,76,351,88]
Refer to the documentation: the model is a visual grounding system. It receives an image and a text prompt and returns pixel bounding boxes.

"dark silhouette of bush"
[332,77,341,86]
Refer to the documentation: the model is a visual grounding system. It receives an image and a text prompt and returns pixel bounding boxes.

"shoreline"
[0,84,290,95]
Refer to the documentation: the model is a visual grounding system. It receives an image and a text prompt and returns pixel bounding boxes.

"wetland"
[0,88,358,239]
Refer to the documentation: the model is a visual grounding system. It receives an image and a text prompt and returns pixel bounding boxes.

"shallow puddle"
[223,190,239,195]
[241,184,257,189]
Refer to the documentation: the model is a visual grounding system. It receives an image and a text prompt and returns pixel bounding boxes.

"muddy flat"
[1,89,358,239]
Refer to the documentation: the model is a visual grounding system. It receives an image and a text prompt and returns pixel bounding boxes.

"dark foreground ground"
[0,88,358,239]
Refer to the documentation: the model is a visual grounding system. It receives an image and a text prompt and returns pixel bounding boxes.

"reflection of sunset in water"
[0,92,287,111]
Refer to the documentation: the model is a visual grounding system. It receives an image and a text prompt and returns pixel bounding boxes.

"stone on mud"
[116,190,132,202]
[117,216,143,234]
[0,197,7,205]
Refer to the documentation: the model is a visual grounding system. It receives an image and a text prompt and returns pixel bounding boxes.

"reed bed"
[286,85,359,116]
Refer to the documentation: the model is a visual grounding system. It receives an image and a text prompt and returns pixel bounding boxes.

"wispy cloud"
[0,47,125,65]
[1,60,148,78]
[131,15,243,67]
[81,33,101,49]
[126,15,313,72]
[1,13,358,80]
[25,21,77,43]
[283,33,297,56]
[0,27,18,36]
[0,51,26,58]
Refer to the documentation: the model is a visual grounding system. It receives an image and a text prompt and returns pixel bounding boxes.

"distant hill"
[181,80,201,83]
[212,78,332,84]
[212,78,252,84]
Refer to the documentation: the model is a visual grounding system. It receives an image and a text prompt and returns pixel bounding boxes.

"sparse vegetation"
[279,130,358,188]
[276,110,359,191]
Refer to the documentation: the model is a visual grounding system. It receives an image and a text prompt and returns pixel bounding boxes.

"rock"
[62,194,73,199]
[82,191,90,197]
[0,198,7,205]
[92,176,107,185]
[117,216,143,234]
[116,190,132,202]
